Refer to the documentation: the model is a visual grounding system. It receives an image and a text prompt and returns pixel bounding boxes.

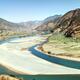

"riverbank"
[39,34,80,61]
[0,62,32,75]
[0,35,80,75]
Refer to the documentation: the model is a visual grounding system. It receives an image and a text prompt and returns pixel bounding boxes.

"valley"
[0,8,80,79]
[0,36,80,75]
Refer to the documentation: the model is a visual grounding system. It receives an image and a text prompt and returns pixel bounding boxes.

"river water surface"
[0,36,80,80]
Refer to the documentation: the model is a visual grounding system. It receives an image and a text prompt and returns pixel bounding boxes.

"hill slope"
[19,21,42,32]
[53,8,80,38]
[36,15,61,32]
[0,18,41,40]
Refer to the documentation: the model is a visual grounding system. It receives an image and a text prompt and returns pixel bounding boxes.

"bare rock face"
[54,8,80,38]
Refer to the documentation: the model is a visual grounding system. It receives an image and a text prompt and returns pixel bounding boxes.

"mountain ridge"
[35,15,61,32]
[53,8,80,38]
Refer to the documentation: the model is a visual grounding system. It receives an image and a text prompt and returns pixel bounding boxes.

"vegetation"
[43,33,80,57]
[48,33,80,44]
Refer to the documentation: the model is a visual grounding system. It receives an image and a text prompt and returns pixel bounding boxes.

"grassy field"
[43,34,80,57]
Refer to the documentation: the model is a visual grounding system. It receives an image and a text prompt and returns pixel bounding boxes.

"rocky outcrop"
[54,8,80,38]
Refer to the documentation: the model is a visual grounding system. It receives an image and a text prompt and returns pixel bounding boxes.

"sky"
[0,0,80,22]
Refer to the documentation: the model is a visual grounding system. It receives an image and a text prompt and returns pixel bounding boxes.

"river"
[0,36,80,80]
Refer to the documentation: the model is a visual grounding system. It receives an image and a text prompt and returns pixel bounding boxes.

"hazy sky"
[0,0,80,22]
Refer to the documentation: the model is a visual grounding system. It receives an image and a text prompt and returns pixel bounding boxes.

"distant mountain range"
[1,8,80,38]
[36,8,80,38]
[0,19,41,33]
[0,19,41,38]
[0,18,21,31]
[35,15,61,32]
[0,15,61,38]
[19,21,42,32]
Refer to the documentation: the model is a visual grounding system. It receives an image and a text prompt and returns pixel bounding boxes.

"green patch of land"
[42,34,80,58]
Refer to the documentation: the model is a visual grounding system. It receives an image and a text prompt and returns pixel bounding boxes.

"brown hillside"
[54,8,80,38]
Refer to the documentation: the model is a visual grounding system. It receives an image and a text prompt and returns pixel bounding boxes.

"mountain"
[0,18,31,32]
[43,15,61,23]
[0,18,42,40]
[35,15,61,32]
[53,8,80,38]
[19,21,42,32]
[0,15,61,37]
[0,19,40,40]
[0,18,29,39]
